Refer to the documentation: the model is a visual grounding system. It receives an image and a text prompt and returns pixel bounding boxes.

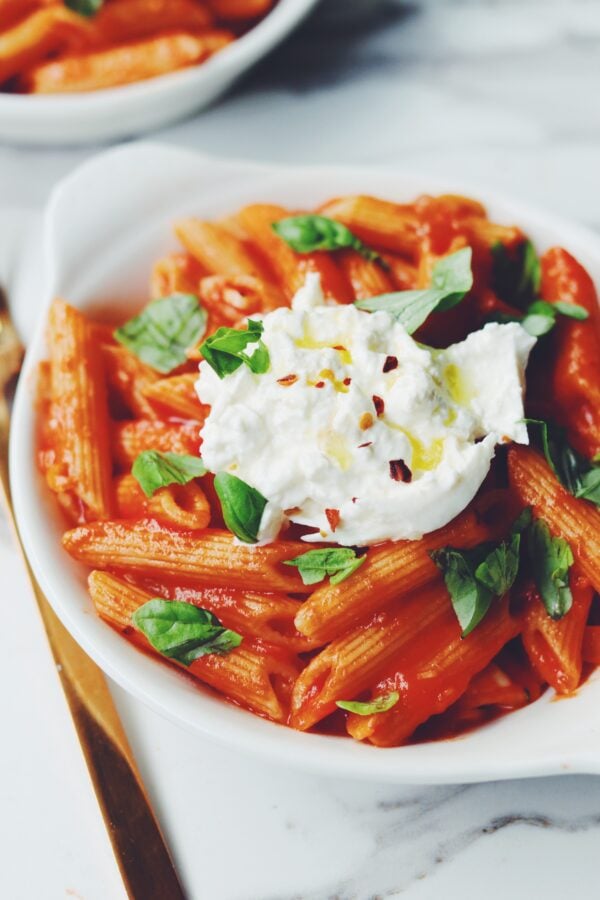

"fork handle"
[0,402,186,900]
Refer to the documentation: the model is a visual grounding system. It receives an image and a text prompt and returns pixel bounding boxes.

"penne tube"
[114,473,211,531]
[128,575,317,653]
[103,343,161,419]
[337,249,395,300]
[25,29,234,93]
[235,204,354,303]
[63,520,308,593]
[521,573,593,694]
[582,626,600,664]
[150,252,206,300]
[95,0,214,45]
[508,446,600,594]
[458,662,530,711]
[540,247,600,458]
[290,581,454,731]
[317,195,421,259]
[346,598,519,746]
[174,218,272,281]
[142,373,208,422]
[112,418,201,469]
[0,7,88,86]
[198,274,281,328]
[46,300,113,521]
[89,571,298,722]
[294,509,490,644]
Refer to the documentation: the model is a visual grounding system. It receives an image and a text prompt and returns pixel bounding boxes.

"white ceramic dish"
[0,0,319,146]
[10,143,600,783]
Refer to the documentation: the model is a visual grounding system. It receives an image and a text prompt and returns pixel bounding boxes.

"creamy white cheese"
[196,273,536,546]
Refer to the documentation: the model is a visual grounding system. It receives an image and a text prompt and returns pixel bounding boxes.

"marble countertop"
[3,1,600,897]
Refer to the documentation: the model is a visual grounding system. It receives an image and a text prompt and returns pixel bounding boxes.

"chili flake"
[325,508,340,531]
[389,459,412,483]
[383,355,398,373]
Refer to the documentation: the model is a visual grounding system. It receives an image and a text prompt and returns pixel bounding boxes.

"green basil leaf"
[356,247,473,334]
[200,319,270,380]
[491,239,540,308]
[552,301,590,321]
[214,472,267,544]
[132,599,242,666]
[524,418,600,506]
[474,531,521,596]
[284,547,366,586]
[65,0,104,17]
[526,519,574,619]
[131,451,206,498]
[430,511,526,636]
[521,312,556,337]
[336,691,400,715]
[575,468,600,504]
[272,215,384,266]
[430,546,493,637]
[114,293,207,374]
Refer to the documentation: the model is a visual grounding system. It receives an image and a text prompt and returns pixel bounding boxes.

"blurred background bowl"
[0,0,319,146]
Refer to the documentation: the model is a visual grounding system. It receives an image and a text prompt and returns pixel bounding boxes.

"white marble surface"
[2,1,600,897]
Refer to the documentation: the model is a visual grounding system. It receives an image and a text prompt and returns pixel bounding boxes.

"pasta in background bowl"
[0,0,319,144]
[10,143,600,782]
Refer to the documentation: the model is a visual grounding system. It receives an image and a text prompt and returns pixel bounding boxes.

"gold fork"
[0,288,186,900]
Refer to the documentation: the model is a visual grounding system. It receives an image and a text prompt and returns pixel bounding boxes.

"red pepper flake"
[383,355,398,373]
[314,381,325,388]
[372,395,385,417]
[389,459,412,483]
[357,441,372,448]
[333,345,346,351]
[277,373,298,386]
[343,377,352,386]
[325,508,340,531]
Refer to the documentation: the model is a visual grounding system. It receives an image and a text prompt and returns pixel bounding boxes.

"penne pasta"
[142,372,209,422]
[95,0,214,45]
[114,473,211,531]
[64,520,308,593]
[337,249,395,300]
[508,446,600,594]
[89,571,298,722]
[540,247,600,458]
[235,204,354,303]
[112,418,201,469]
[345,598,519,746]
[0,6,88,86]
[150,252,206,300]
[25,30,234,94]
[317,195,421,259]
[521,573,593,694]
[174,218,273,282]
[290,581,454,731]
[45,300,113,522]
[127,575,317,653]
[103,343,160,420]
[294,509,490,644]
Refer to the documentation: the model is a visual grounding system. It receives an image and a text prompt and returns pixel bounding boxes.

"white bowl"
[11,143,600,783]
[0,0,319,146]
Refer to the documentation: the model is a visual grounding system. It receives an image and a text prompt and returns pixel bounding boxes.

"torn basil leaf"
[284,547,366,586]
[524,418,600,507]
[114,293,207,374]
[132,599,242,666]
[132,451,206,498]
[65,0,104,17]
[272,215,384,266]
[526,520,574,619]
[355,247,473,334]
[214,473,267,544]
[430,511,526,637]
[520,299,589,337]
[200,319,270,379]
[336,691,399,715]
